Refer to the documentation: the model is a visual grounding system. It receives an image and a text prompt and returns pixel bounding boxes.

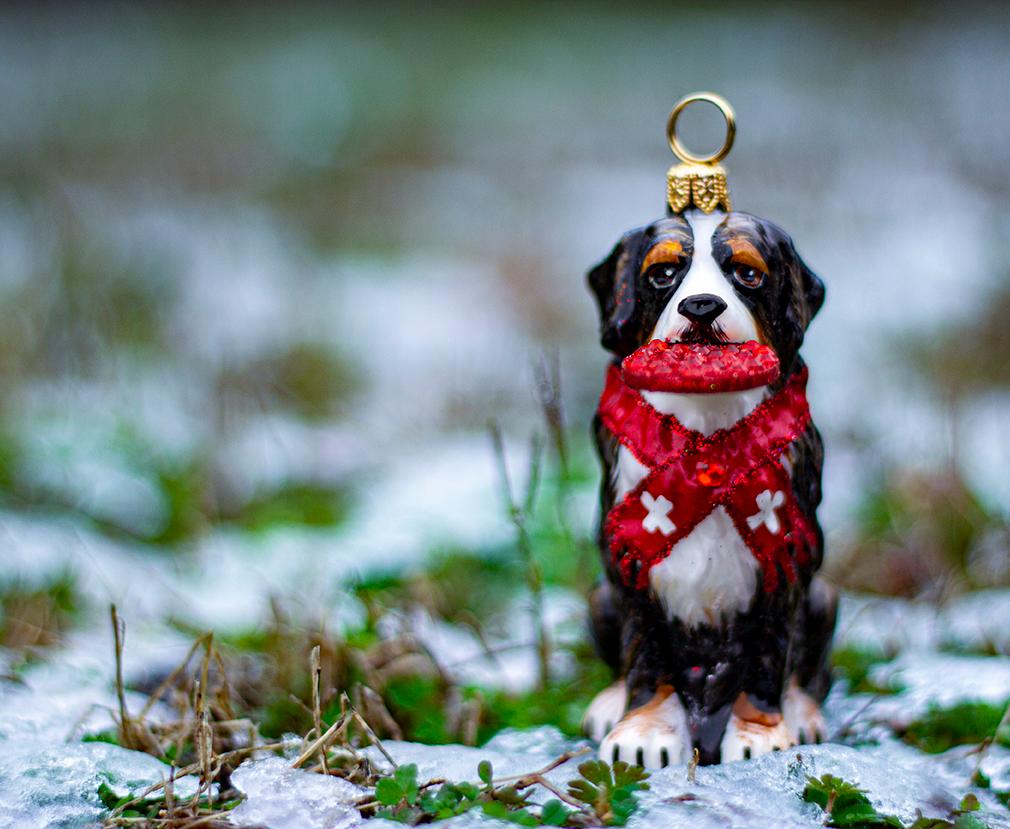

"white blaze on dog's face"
[639,210,765,433]
[649,210,759,345]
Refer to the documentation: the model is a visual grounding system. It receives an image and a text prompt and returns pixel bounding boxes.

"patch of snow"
[362,727,580,786]
[867,653,1010,727]
[835,593,941,653]
[0,740,194,829]
[943,590,1010,655]
[635,741,1009,829]
[379,589,584,693]
[228,756,365,829]
[837,591,1010,658]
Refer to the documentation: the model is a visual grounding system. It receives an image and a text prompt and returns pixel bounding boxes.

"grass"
[197,582,610,746]
[901,701,1010,754]
[831,646,901,696]
[0,572,80,656]
[90,604,645,828]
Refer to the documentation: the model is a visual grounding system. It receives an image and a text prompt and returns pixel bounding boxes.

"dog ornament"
[583,93,837,767]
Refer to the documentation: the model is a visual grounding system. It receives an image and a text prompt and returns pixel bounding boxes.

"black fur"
[586,210,835,764]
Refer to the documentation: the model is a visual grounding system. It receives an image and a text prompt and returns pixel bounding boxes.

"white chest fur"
[612,393,765,628]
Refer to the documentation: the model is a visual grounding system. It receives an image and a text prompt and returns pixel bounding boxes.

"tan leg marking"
[720,692,795,762]
[599,685,691,768]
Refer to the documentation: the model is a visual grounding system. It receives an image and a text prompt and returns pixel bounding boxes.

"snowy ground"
[3,504,1010,828]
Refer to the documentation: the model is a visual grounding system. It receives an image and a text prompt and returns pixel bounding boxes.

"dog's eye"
[645,263,682,289]
[729,262,766,289]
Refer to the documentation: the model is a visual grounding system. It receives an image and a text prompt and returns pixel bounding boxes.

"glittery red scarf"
[598,363,816,593]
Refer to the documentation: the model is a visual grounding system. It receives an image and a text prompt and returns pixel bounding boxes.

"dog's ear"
[588,228,646,356]
[765,231,825,376]
[799,257,825,325]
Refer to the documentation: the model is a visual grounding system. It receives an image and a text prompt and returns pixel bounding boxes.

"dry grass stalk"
[110,605,163,758]
[291,711,350,769]
[687,747,700,783]
[357,685,403,741]
[310,644,329,774]
[488,421,551,692]
[342,691,398,769]
[534,350,569,479]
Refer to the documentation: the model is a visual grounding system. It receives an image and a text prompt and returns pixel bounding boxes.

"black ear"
[775,230,824,334]
[769,232,825,377]
[801,259,825,324]
[587,228,646,356]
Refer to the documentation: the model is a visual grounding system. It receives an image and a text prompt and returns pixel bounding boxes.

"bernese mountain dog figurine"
[582,207,837,767]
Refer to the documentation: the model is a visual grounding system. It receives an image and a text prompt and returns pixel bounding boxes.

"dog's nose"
[678,293,728,325]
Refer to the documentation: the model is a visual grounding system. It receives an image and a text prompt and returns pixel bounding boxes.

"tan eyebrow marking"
[640,239,683,274]
[727,237,768,273]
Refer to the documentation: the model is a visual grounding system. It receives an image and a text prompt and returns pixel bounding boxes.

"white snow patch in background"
[379,589,585,693]
[836,591,1010,656]
[868,653,1010,727]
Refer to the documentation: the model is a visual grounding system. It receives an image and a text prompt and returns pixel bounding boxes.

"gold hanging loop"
[665,92,734,214]
[666,92,736,165]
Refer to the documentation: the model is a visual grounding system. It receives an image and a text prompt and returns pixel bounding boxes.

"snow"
[633,741,1010,829]
[379,589,585,693]
[361,727,575,786]
[228,757,365,829]
[870,653,1010,718]
[837,592,1010,657]
[350,732,1010,829]
[0,740,195,829]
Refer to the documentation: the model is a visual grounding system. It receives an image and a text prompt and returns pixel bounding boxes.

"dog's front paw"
[782,682,827,745]
[598,685,690,768]
[583,680,628,743]
[720,693,795,762]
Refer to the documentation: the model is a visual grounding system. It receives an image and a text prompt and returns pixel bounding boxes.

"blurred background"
[1,0,1009,765]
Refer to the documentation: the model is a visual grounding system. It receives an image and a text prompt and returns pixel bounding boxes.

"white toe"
[583,680,628,743]
[783,684,827,745]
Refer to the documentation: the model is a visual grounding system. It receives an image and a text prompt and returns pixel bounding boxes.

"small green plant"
[803,774,903,827]
[373,761,538,825]
[803,775,990,829]
[566,760,649,826]
[375,764,424,821]
[372,758,647,826]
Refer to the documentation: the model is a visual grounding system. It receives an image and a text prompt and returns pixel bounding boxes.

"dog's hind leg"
[583,580,629,741]
[588,579,622,672]
[784,576,837,744]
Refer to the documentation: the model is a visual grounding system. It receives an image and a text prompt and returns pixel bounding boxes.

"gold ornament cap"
[665,92,735,214]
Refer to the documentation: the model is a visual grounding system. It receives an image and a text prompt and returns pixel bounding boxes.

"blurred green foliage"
[902,701,1010,755]
[831,645,901,696]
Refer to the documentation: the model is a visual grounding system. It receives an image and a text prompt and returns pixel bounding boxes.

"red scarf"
[598,363,816,593]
